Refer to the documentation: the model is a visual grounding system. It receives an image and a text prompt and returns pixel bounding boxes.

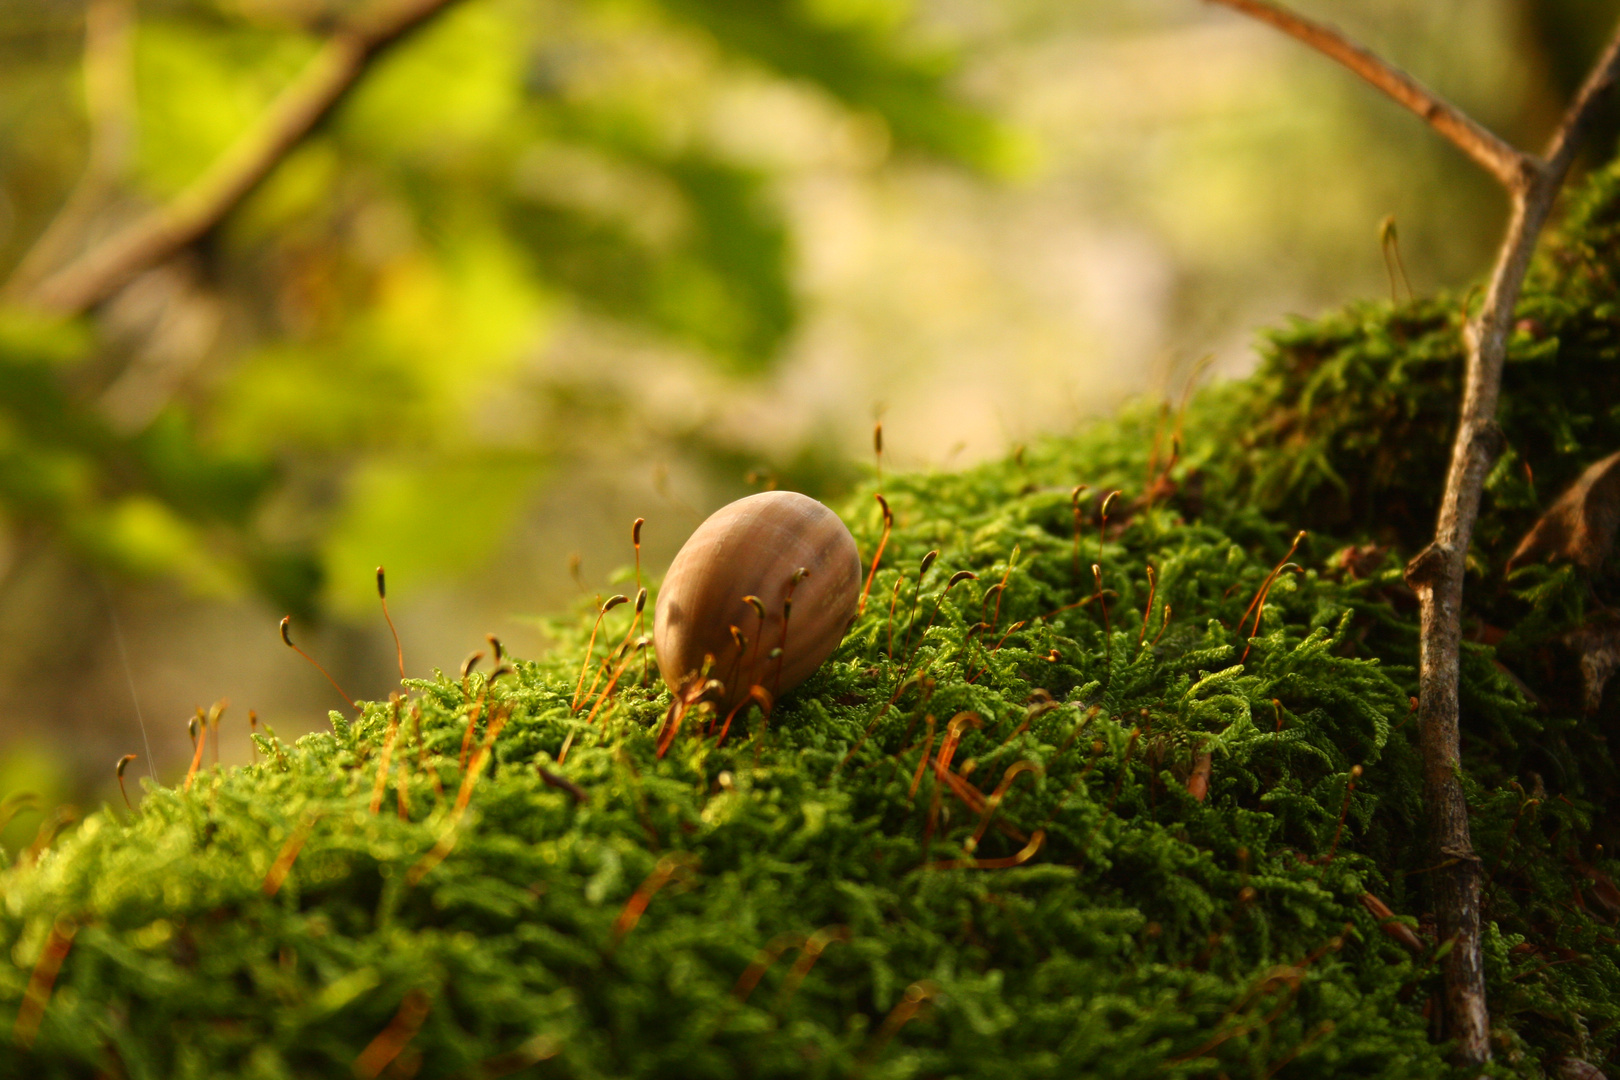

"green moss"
[1209,159,1620,562]
[8,168,1620,1080]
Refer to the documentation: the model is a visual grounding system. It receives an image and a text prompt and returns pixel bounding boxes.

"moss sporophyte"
[8,163,1620,1080]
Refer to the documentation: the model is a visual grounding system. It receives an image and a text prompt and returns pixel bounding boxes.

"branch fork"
[1209,0,1620,1067]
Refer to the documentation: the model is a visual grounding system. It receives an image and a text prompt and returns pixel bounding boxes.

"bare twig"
[1403,24,1620,1068]
[1546,33,1620,181]
[1204,0,1531,192]
[12,0,463,315]
[1210,0,1620,1068]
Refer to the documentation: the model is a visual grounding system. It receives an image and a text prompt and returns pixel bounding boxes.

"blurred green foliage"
[0,0,1005,617]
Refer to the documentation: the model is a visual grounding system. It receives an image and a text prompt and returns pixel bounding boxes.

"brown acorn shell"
[654,491,861,712]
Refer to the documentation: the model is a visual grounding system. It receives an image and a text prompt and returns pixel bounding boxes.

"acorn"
[655,491,862,712]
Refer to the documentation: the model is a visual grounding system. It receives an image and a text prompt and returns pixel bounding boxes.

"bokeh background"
[0,0,1614,829]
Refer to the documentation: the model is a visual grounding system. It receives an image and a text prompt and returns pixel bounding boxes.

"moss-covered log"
[6,164,1620,1080]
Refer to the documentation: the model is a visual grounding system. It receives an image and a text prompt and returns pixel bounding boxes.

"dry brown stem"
[10,0,463,314]
[1204,0,1531,190]
[1208,0,1620,1067]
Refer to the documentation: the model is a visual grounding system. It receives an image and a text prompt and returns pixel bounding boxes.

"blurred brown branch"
[1207,0,1620,1068]
[6,0,464,315]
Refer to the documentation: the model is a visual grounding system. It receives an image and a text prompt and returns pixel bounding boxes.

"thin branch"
[1543,28,1620,185]
[1214,0,1620,1068]
[13,0,463,316]
[1203,0,1532,192]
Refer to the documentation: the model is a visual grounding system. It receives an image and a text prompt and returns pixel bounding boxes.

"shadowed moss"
[6,170,1620,1080]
